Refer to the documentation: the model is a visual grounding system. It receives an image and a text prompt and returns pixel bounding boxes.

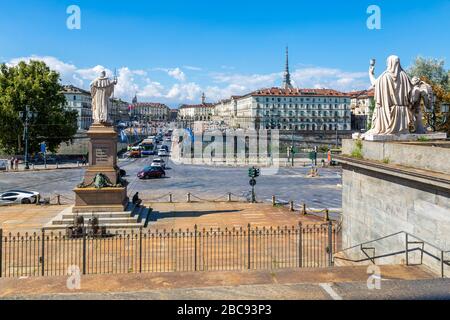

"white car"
[151,158,166,169]
[157,149,169,157]
[0,190,40,205]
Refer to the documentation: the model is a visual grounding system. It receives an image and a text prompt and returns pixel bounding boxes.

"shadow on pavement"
[148,209,243,222]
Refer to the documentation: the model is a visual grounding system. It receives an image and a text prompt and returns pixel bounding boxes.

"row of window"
[255,97,349,103]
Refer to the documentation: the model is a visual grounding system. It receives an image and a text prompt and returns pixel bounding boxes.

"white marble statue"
[367,55,414,135]
[90,71,118,125]
[411,76,434,134]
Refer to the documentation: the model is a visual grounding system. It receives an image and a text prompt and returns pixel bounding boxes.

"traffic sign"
[249,178,256,187]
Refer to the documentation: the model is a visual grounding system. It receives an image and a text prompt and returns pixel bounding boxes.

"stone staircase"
[44,203,153,231]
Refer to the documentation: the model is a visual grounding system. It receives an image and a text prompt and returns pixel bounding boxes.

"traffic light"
[248,167,260,178]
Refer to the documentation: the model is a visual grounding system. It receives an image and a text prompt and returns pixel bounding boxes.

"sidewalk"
[1,163,85,173]
[0,265,435,299]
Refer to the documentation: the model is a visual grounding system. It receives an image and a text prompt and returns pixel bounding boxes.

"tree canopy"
[407,56,450,134]
[0,60,78,155]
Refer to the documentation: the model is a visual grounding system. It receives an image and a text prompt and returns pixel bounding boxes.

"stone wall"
[338,140,450,274]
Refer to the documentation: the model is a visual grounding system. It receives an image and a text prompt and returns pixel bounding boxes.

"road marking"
[319,283,343,300]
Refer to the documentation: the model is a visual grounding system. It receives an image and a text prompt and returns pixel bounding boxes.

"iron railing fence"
[0,223,338,278]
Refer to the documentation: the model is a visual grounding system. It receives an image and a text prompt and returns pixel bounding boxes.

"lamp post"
[19,106,37,170]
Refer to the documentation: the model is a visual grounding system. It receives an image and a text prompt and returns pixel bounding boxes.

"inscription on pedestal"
[95,148,109,163]
[92,144,112,166]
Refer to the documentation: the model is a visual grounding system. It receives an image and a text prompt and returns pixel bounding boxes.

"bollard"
[272,195,276,206]
[56,162,59,169]
[289,201,295,212]
[77,161,80,167]
[36,194,41,206]
[57,194,61,206]
[324,209,330,222]
[228,193,232,202]
[301,203,307,216]
[32,164,35,170]
[169,193,173,203]
[187,193,191,203]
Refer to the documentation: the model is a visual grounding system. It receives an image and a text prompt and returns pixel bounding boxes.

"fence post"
[298,223,302,268]
[301,203,307,215]
[328,221,333,267]
[41,229,45,276]
[36,194,40,206]
[247,224,251,270]
[187,193,191,203]
[228,193,232,202]
[272,196,276,206]
[169,193,173,203]
[82,228,87,275]
[0,229,2,278]
[441,251,445,278]
[324,209,330,222]
[289,201,294,212]
[194,225,198,271]
[57,194,61,206]
[139,227,143,273]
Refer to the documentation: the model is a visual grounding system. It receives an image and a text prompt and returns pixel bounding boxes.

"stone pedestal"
[352,132,447,141]
[73,124,128,213]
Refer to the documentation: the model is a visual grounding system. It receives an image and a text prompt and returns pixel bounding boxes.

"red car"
[137,166,166,179]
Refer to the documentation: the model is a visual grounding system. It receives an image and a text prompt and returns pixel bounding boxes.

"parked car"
[151,158,166,169]
[137,166,166,179]
[0,190,40,205]
[0,159,8,171]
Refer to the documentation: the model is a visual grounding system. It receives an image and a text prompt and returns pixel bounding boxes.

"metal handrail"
[333,231,450,278]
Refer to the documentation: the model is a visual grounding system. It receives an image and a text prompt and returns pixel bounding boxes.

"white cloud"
[183,65,202,71]
[6,56,371,105]
[167,67,186,81]
[166,82,202,101]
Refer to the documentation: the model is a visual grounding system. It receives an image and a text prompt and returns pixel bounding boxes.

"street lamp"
[19,106,38,170]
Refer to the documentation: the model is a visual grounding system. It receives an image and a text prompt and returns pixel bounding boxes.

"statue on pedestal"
[363,55,434,138]
[91,71,117,125]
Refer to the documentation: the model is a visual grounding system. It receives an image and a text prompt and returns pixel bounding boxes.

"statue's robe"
[368,56,413,135]
[91,76,115,124]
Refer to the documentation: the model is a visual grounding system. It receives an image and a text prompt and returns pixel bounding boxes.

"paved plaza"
[0,265,441,300]
[0,157,342,209]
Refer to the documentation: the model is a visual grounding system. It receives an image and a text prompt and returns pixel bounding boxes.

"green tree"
[0,60,78,155]
[408,56,449,90]
[407,56,450,134]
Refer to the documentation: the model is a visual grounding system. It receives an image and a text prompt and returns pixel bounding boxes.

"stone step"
[53,217,139,226]
[44,221,146,230]
[62,212,133,219]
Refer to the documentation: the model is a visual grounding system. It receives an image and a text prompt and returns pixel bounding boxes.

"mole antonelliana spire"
[283,46,293,89]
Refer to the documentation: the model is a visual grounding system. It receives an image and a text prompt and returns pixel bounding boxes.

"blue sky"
[0,0,449,106]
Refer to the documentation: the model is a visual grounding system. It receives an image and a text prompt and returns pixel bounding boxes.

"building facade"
[213,88,352,131]
[62,85,93,131]
[349,89,375,131]
[131,102,171,122]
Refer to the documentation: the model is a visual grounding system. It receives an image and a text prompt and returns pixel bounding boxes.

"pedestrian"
[14,158,19,171]
[10,157,14,171]
[82,155,87,166]
[132,192,142,207]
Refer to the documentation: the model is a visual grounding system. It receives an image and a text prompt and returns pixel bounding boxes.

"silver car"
[0,190,40,205]
[0,159,8,171]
